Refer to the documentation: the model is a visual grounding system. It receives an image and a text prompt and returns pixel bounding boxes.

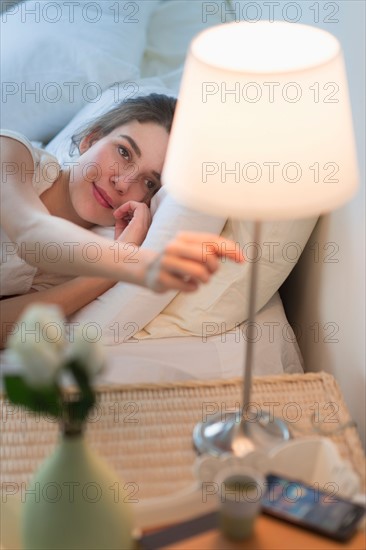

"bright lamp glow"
[163,21,359,220]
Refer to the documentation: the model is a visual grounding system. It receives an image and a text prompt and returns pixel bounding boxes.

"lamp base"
[193,410,291,457]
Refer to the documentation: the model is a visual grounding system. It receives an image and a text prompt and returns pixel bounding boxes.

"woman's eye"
[118,146,129,160]
[145,180,157,190]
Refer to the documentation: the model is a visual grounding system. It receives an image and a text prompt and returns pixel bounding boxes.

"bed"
[1,1,364,443]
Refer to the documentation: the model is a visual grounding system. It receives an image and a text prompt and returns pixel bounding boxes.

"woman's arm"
[1,137,243,291]
[0,276,115,349]
[0,199,153,349]
[1,137,150,283]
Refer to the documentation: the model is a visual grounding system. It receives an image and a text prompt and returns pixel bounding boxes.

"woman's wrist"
[116,246,158,289]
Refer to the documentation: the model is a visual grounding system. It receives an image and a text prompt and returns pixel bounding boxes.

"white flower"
[68,327,105,378]
[7,304,66,388]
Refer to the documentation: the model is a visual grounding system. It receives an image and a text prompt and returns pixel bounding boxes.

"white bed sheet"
[96,292,304,385]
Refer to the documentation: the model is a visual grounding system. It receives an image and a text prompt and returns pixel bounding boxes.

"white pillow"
[137,217,318,339]
[72,192,317,343]
[0,0,160,142]
[141,0,223,78]
[71,187,226,344]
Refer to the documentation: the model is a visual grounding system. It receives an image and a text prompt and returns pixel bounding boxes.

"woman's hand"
[142,231,245,293]
[113,201,152,245]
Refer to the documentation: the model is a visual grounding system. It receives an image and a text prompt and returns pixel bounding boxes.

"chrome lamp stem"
[193,221,290,457]
[241,220,261,436]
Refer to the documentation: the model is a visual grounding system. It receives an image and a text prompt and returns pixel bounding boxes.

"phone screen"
[262,474,365,541]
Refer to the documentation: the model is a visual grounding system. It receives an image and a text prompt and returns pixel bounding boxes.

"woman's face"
[69,120,170,226]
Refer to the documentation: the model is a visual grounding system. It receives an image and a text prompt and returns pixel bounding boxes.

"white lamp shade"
[163,21,359,220]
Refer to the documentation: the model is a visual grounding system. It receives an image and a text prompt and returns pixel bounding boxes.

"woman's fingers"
[113,203,132,239]
[174,231,244,263]
[163,241,220,276]
[163,232,244,273]
[113,201,138,218]
[153,270,199,293]
[114,201,151,241]
[144,254,199,293]
[144,232,245,292]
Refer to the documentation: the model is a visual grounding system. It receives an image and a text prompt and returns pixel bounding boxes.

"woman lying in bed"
[0,94,243,347]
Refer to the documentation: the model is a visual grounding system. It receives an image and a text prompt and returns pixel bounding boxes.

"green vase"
[22,434,134,550]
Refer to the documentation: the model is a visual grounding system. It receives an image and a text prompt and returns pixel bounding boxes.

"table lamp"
[162,21,359,456]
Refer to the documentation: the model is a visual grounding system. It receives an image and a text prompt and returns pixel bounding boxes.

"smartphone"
[262,473,365,542]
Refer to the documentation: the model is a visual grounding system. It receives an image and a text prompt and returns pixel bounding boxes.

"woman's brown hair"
[70,93,177,156]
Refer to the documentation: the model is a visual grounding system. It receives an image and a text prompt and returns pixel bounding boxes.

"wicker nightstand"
[1,371,365,549]
[1,371,365,496]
